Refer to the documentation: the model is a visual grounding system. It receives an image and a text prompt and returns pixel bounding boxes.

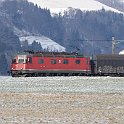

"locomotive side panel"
[25,57,91,74]
[11,52,91,77]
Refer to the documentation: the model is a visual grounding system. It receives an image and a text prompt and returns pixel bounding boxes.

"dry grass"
[0,93,124,123]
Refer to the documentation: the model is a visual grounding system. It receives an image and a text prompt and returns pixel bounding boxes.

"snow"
[19,35,66,52]
[0,76,124,93]
[119,50,124,55]
[13,27,31,36]
[13,27,66,52]
[28,0,123,14]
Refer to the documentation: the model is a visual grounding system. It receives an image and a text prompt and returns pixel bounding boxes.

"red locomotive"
[10,51,91,77]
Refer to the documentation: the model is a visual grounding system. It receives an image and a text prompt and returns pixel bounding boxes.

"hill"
[28,0,123,14]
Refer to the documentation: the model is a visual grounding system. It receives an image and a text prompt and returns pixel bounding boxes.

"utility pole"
[112,37,115,54]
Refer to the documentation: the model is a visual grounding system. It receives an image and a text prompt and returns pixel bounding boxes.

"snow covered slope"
[13,28,65,52]
[20,35,66,52]
[28,0,123,14]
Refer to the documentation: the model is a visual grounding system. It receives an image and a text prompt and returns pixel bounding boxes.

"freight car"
[10,51,91,77]
[96,54,124,76]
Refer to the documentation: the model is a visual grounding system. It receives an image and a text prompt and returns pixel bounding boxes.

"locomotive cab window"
[51,59,56,64]
[38,59,44,64]
[18,59,25,64]
[75,60,80,64]
[63,59,68,64]
[18,55,27,64]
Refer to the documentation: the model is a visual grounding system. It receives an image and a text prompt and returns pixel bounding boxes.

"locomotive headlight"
[11,68,13,70]
[21,68,23,70]
[59,60,61,63]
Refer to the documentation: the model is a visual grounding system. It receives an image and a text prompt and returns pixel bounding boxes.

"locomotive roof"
[19,51,86,58]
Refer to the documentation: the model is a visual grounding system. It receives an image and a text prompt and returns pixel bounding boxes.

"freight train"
[10,51,124,77]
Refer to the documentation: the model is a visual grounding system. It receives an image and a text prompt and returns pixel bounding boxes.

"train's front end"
[11,54,28,77]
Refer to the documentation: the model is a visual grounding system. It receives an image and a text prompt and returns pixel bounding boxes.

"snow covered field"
[0,76,124,123]
[0,76,124,93]
[19,35,66,52]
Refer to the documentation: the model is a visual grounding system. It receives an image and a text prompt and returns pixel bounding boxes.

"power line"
[66,39,113,42]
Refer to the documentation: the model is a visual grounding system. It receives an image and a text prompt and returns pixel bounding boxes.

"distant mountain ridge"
[96,0,124,12]
[28,0,124,14]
